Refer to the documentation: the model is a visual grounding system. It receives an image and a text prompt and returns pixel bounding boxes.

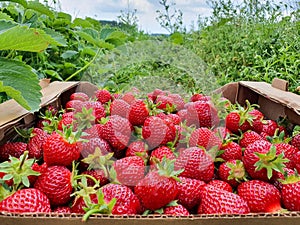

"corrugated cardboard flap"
[239,81,300,116]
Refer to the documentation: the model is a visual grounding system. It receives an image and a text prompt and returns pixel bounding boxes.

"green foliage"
[185,0,300,92]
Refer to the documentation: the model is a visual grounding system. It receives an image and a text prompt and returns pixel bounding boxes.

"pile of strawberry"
[1,87,300,220]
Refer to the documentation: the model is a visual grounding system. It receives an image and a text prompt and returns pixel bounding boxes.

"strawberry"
[43,130,82,167]
[198,185,250,214]
[208,179,233,192]
[29,162,48,186]
[243,140,288,181]
[81,101,106,123]
[239,130,263,148]
[190,93,209,102]
[0,142,27,162]
[186,100,219,128]
[281,174,300,211]
[57,113,76,131]
[125,140,149,159]
[163,204,190,216]
[65,99,84,112]
[142,116,176,150]
[271,168,295,191]
[0,188,51,213]
[177,109,188,122]
[155,95,176,112]
[81,169,109,187]
[71,193,98,214]
[292,133,300,150]
[292,151,300,173]
[81,137,112,159]
[95,89,112,104]
[237,180,281,213]
[176,176,206,210]
[249,109,264,133]
[260,119,278,136]
[167,113,181,125]
[128,99,150,126]
[70,92,89,102]
[275,142,298,169]
[112,156,145,187]
[218,160,247,188]
[188,127,222,150]
[174,147,214,182]
[34,165,72,206]
[53,206,72,213]
[149,146,176,168]
[134,158,182,211]
[219,140,242,161]
[109,99,130,118]
[168,93,185,111]
[28,128,49,159]
[101,183,141,215]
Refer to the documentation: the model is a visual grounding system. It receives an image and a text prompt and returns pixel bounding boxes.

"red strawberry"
[271,168,295,191]
[0,142,27,162]
[65,99,84,112]
[176,176,206,210]
[57,113,75,131]
[81,169,109,187]
[281,174,300,211]
[190,93,209,102]
[0,188,51,213]
[243,140,287,181]
[155,95,176,112]
[238,180,281,213]
[239,130,263,148]
[29,162,48,186]
[219,140,242,161]
[188,127,222,150]
[198,185,250,214]
[208,179,233,192]
[174,147,214,182]
[168,93,185,111]
[125,140,149,159]
[150,146,176,168]
[81,101,106,123]
[218,160,247,188]
[43,130,82,167]
[177,109,188,122]
[110,99,130,118]
[81,137,112,159]
[142,116,176,150]
[128,99,150,126]
[134,159,181,211]
[186,100,219,128]
[275,142,298,169]
[53,206,72,213]
[249,109,264,133]
[167,113,181,125]
[102,183,141,215]
[71,193,98,214]
[292,133,300,150]
[95,89,112,104]
[70,92,89,102]
[292,151,300,173]
[163,204,190,216]
[260,120,278,136]
[28,128,49,159]
[112,156,145,187]
[34,165,72,206]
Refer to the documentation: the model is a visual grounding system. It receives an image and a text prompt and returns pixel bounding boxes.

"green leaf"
[0,57,42,112]
[0,0,27,7]
[0,20,56,52]
[76,29,114,49]
[72,18,94,28]
[26,1,55,18]
[170,32,184,45]
[0,12,14,21]
[43,27,67,46]
[61,50,78,59]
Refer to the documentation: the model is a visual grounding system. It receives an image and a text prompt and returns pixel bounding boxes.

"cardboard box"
[1,78,300,224]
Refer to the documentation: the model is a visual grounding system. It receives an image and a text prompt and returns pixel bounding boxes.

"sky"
[55,0,213,34]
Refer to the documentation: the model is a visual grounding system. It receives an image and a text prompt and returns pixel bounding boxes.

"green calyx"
[227,160,247,182]
[74,107,96,131]
[254,145,289,179]
[267,129,290,144]
[156,157,183,182]
[279,171,300,185]
[0,151,40,193]
[59,124,84,144]
[82,189,116,222]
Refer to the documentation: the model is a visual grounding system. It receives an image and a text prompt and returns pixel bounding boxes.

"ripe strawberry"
[293,151,300,173]
[237,180,281,213]
[243,140,287,181]
[34,165,72,206]
[43,130,82,167]
[112,156,146,187]
[128,99,150,126]
[239,130,263,148]
[163,204,190,216]
[28,128,49,159]
[190,93,210,102]
[281,174,300,211]
[70,92,89,102]
[177,109,188,122]
[81,137,112,159]
[57,112,75,131]
[275,142,298,169]
[101,183,141,215]
[65,99,84,112]
[53,206,71,213]
[142,116,176,150]
[134,158,181,211]
[260,119,278,136]
[71,193,98,214]
[176,176,206,210]
[125,140,149,159]
[81,101,106,123]
[150,146,176,168]
[292,133,300,150]
[198,185,250,214]
[219,140,242,161]
[28,162,48,186]
[208,179,233,192]
[186,100,219,128]
[188,127,222,150]
[95,89,112,104]
[109,98,130,118]
[249,109,264,133]
[0,188,51,213]
[0,142,27,162]
[271,168,295,191]
[155,95,176,112]
[218,160,247,188]
[174,147,214,182]
[168,93,185,111]
[81,169,109,187]
[167,113,181,125]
